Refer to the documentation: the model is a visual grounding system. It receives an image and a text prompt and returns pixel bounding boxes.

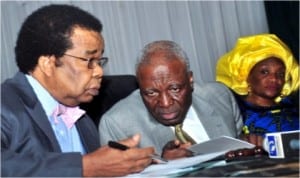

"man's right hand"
[82,134,154,177]
[161,140,193,160]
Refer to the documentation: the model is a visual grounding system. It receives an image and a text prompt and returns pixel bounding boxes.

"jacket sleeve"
[1,148,82,177]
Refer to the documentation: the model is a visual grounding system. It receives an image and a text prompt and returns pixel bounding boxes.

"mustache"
[155,108,178,114]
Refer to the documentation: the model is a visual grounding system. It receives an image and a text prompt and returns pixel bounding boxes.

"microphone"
[264,130,299,158]
[289,139,299,150]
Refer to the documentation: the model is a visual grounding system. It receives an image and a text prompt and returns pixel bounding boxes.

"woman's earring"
[247,85,252,95]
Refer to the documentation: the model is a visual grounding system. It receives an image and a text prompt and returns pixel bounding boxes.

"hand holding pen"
[108,136,168,164]
[82,134,154,176]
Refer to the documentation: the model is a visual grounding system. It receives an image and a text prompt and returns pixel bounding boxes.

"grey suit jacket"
[99,82,243,154]
[1,72,100,177]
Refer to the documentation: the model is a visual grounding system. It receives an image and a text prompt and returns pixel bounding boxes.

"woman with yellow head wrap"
[216,34,299,135]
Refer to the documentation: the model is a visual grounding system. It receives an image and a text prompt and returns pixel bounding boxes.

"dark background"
[264,1,299,60]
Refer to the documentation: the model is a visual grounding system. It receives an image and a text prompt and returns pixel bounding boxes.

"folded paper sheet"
[189,136,255,155]
[127,151,224,177]
[128,136,255,177]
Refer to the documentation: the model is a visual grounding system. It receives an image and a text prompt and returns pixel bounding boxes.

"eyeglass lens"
[88,57,108,68]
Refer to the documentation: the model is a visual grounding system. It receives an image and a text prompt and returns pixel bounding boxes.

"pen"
[108,140,168,163]
[108,140,129,150]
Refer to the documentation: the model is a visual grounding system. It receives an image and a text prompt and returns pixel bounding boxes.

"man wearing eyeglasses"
[1,4,154,177]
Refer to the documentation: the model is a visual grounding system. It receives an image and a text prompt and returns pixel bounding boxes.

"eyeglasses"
[63,53,108,69]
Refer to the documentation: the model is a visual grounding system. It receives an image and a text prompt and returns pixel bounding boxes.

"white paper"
[127,151,224,177]
[127,136,255,177]
[188,136,255,155]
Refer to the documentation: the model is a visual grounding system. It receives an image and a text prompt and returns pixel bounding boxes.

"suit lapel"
[25,103,61,151]
[154,123,174,145]
[147,116,174,154]
[14,72,61,151]
[76,116,99,153]
[192,94,227,139]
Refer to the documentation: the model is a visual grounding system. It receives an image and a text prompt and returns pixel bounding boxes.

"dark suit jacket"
[1,72,100,177]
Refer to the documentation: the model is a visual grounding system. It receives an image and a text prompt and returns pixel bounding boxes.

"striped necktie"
[175,124,196,144]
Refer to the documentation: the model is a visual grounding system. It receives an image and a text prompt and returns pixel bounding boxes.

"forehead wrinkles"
[151,68,171,85]
[150,66,186,89]
[138,56,187,84]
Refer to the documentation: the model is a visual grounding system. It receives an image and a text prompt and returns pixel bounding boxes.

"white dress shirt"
[172,106,210,143]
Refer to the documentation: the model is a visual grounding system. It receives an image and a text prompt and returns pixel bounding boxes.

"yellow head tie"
[216,34,299,102]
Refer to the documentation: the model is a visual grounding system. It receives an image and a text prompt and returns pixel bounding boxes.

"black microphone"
[264,130,299,158]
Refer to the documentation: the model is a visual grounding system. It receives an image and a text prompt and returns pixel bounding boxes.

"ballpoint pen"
[108,140,168,164]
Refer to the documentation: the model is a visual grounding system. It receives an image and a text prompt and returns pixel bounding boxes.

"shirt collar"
[25,74,58,117]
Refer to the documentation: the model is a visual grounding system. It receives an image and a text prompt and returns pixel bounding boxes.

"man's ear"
[188,71,194,89]
[37,55,56,77]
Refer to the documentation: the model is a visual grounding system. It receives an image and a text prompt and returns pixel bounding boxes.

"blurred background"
[1,1,298,84]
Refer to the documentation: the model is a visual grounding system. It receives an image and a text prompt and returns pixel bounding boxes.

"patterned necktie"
[52,104,86,129]
[175,124,196,144]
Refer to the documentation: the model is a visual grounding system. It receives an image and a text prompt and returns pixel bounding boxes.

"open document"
[127,151,225,177]
[127,136,255,177]
[188,136,255,155]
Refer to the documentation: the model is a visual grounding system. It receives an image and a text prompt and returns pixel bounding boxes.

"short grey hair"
[135,40,190,74]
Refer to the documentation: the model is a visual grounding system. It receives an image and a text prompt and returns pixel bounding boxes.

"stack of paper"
[127,151,224,177]
[127,136,255,177]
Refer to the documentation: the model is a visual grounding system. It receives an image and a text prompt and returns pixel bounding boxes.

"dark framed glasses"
[63,53,108,69]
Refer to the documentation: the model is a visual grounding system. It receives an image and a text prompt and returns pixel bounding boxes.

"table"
[181,155,299,177]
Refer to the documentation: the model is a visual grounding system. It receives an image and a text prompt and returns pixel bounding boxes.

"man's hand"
[239,133,264,146]
[82,134,154,177]
[161,140,193,160]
